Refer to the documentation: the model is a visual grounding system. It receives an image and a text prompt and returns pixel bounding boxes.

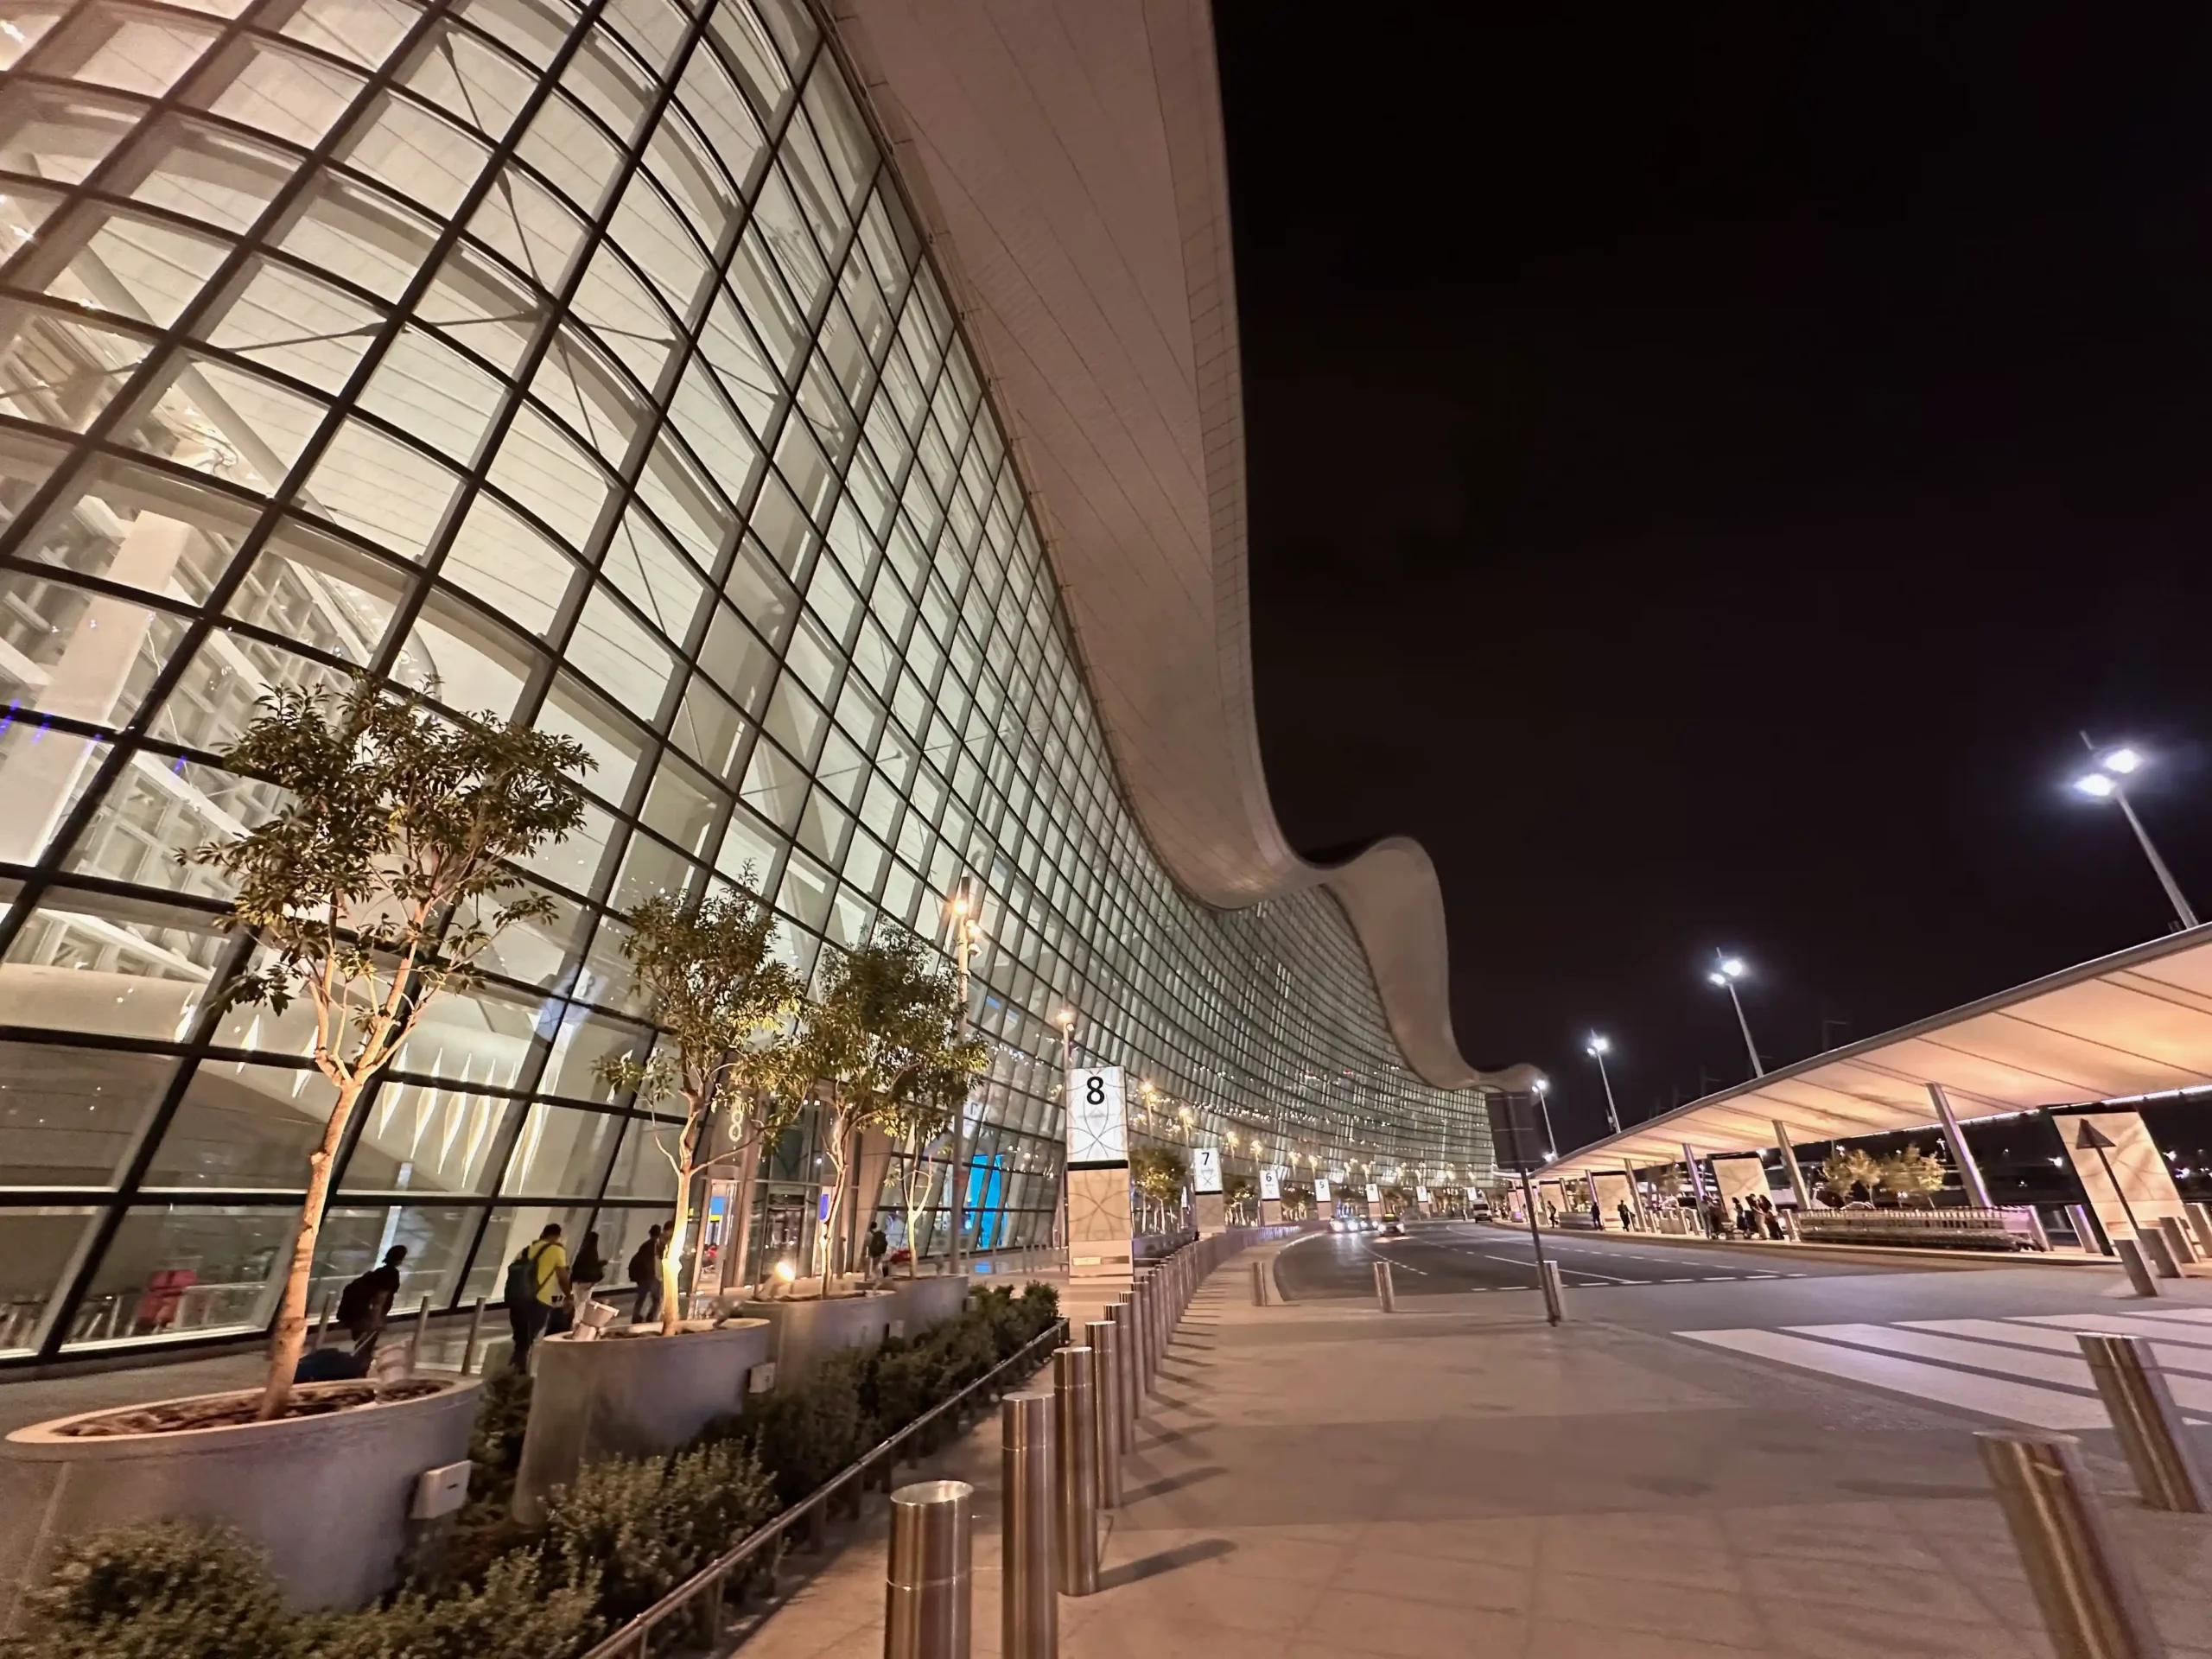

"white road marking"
[1904,1319,2212,1380]
[1681,1328,2111,1429]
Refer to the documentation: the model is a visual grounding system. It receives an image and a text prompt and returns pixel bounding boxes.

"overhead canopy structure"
[1550,927,2212,1179]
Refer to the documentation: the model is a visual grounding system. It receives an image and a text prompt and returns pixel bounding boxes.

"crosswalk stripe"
[2012,1313,2212,1348]
[1786,1322,2096,1390]
[2133,1308,2212,1326]
[1682,1328,2112,1429]
[1904,1318,2212,1380]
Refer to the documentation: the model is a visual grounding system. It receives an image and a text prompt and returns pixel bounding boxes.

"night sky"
[1217,5,2212,1149]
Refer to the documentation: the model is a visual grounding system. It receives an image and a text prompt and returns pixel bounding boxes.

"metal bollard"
[1250,1259,1268,1306]
[1052,1348,1099,1596]
[406,1294,432,1370]
[2157,1215,2199,1267]
[1084,1320,1122,1508]
[1540,1259,1567,1324]
[2076,1334,2209,1512]
[2072,1204,2110,1255]
[1106,1301,1135,1452]
[2140,1229,2183,1281]
[1976,1433,2166,1659]
[887,1480,974,1659]
[1000,1394,1057,1659]
[1131,1280,1154,1395]
[2116,1237,2161,1298]
[461,1295,486,1376]
[1373,1259,1396,1313]
[2190,1202,2212,1258]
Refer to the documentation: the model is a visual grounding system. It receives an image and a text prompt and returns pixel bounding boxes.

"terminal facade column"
[1926,1083,1994,1207]
[1770,1122,1813,1209]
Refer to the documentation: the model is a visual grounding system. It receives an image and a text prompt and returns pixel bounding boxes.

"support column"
[1621,1166,1646,1226]
[1927,1084,1993,1208]
[1771,1122,1813,1209]
[1681,1144,1708,1206]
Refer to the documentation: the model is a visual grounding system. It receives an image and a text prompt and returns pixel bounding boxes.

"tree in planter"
[1224,1173,1258,1225]
[592,880,804,1332]
[781,928,988,1290]
[1878,1142,1948,1207]
[1818,1145,1881,1206]
[877,1058,979,1280]
[1128,1147,1188,1235]
[181,682,589,1421]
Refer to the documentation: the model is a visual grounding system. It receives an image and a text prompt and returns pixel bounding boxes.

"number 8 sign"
[1066,1066,1127,1162]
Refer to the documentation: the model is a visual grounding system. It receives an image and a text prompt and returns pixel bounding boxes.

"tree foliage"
[181,682,590,1417]
[1818,1145,1881,1205]
[779,928,988,1284]
[1878,1141,1948,1205]
[1128,1146,1189,1232]
[594,878,802,1326]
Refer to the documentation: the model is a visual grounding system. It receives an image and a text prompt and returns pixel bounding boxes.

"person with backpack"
[505,1224,569,1371]
[337,1245,406,1351]
[628,1224,665,1325]
[865,1221,888,1281]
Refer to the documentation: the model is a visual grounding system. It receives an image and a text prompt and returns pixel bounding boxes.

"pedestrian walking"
[1617,1199,1634,1231]
[628,1224,665,1325]
[335,1245,406,1351]
[505,1224,569,1371]
[865,1220,888,1280]
[563,1230,605,1329]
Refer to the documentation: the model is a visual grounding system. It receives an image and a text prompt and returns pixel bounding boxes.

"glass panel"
[0,1042,175,1188]
[61,1202,296,1350]
[499,1099,619,1197]
[1,888,227,1040]
[457,1202,595,1304]
[311,1202,480,1317]
[601,1124,677,1201]
[339,1077,513,1195]
[0,1208,99,1355]
[139,1059,336,1189]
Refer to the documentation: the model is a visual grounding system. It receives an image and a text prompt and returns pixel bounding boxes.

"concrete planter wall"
[2,1379,478,1615]
[512,1320,770,1524]
[888,1274,968,1335]
[739,1291,893,1380]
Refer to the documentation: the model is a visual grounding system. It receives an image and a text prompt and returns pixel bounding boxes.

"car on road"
[1377,1220,1406,1238]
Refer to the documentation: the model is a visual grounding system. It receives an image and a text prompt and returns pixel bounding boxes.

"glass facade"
[0,0,1491,1363]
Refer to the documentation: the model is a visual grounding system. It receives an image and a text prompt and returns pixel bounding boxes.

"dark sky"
[1217,3,2212,1150]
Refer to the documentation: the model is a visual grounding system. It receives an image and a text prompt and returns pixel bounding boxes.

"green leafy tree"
[593,880,803,1331]
[1878,1142,1948,1206]
[1128,1147,1189,1234]
[181,683,589,1420]
[781,929,988,1287]
[1224,1173,1258,1225]
[1818,1145,1881,1206]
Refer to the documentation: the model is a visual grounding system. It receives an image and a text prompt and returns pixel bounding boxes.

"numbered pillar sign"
[1259,1167,1282,1201]
[1192,1147,1223,1193]
[1066,1067,1127,1162]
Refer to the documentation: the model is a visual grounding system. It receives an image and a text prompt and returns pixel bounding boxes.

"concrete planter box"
[2,1379,478,1613]
[512,1319,770,1524]
[738,1291,893,1380]
[888,1274,969,1335]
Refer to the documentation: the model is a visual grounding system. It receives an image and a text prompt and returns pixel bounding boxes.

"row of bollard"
[886,1226,1302,1658]
[1370,1255,1565,1318]
[1985,1331,2207,1658]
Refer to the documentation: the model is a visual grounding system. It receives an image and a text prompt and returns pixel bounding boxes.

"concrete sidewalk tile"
[1782,1611,2056,1659]
[1331,1543,1530,1612]
[1523,1619,1766,1659]
[1535,1569,1764,1647]
[1297,1586,1524,1656]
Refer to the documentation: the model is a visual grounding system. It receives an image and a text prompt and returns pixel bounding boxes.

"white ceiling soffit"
[1549,926,2212,1179]
[830,0,1526,1092]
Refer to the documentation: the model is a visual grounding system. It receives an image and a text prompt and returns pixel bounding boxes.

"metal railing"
[576,1318,1068,1659]
[1793,1205,2046,1250]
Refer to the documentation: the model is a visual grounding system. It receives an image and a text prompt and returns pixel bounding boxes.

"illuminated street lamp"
[2073,744,2199,930]
[1585,1034,1622,1135]
[1532,1077,1557,1158]
[1707,953,1764,1079]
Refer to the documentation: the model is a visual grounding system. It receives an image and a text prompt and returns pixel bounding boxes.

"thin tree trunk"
[663,1108,704,1335]
[900,1141,921,1279]
[260,1077,361,1420]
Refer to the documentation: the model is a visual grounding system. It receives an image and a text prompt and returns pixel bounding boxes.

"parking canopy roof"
[1549,926,2212,1179]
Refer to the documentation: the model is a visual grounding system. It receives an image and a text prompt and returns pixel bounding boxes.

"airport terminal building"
[0,0,1504,1363]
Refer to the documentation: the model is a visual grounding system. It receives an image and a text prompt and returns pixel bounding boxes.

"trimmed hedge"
[6,1283,1061,1659]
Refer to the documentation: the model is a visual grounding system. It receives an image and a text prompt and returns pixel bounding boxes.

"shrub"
[2,1521,296,1659]
[734,1347,871,1505]
[302,1552,598,1659]
[543,1437,776,1625]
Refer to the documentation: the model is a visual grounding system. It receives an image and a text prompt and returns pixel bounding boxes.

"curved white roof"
[830,0,1529,1092]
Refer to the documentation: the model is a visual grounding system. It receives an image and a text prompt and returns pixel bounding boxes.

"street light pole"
[1709,955,1764,1078]
[1586,1036,1622,1135]
[2074,742,2199,931]
[1533,1077,1558,1158]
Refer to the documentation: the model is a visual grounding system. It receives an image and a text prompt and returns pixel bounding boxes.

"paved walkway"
[744,1241,2212,1659]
